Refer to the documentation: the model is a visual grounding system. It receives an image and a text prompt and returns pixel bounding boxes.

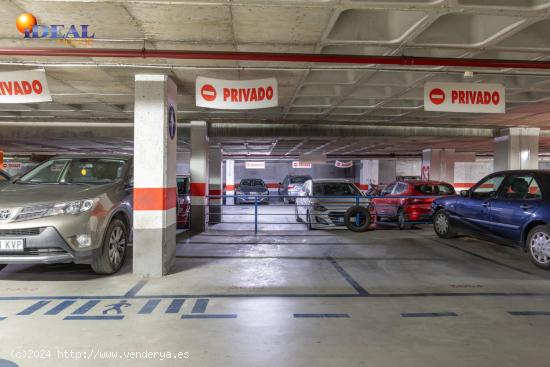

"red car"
[177,175,191,229]
[372,180,455,229]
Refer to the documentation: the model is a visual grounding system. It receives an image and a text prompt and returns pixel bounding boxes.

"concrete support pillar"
[208,148,222,225]
[225,159,235,205]
[494,127,539,171]
[133,74,178,277]
[360,159,396,187]
[421,149,455,183]
[190,121,209,233]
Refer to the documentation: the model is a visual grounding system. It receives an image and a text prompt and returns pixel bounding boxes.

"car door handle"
[520,204,532,211]
[481,202,490,208]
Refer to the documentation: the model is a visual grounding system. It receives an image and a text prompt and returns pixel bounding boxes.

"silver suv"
[0,155,133,274]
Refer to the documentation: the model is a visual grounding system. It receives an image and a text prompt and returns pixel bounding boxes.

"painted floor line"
[401,312,458,318]
[64,315,125,320]
[181,314,237,319]
[509,311,550,316]
[327,256,369,295]
[124,279,148,298]
[294,313,350,318]
[17,300,51,315]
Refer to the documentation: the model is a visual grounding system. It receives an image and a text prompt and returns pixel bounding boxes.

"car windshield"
[177,177,190,195]
[240,179,265,187]
[19,158,127,185]
[415,183,455,195]
[290,176,311,184]
[313,182,361,197]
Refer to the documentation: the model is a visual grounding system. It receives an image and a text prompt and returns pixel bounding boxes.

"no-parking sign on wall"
[424,82,505,114]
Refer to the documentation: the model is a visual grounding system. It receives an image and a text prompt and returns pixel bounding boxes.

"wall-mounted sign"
[2,162,22,169]
[335,161,353,168]
[0,69,51,103]
[196,76,278,110]
[245,161,265,169]
[424,82,505,114]
[168,105,176,140]
[292,161,312,169]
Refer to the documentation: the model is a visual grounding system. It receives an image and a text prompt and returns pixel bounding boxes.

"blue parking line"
[191,299,209,314]
[181,314,237,319]
[124,280,148,298]
[71,300,101,315]
[44,300,76,315]
[509,311,550,316]
[294,313,350,318]
[139,299,161,314]
[64,315,124,321]
[401,312,458,318]
[17,301,51,315]
[165,299,185,314]
[0,317,6,321]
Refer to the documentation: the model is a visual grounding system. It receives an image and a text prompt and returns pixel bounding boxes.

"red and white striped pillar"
[225,159,235,205]
[133,74,178,276]
[190,120,209,233]
[209,147,222,225]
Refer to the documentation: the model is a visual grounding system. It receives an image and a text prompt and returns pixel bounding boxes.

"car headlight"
[313,203,328,212]
[45,199,96,217]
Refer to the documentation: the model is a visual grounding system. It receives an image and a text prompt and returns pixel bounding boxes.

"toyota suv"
[0,155,133,274]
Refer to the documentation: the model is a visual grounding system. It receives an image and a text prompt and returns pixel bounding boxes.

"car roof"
[310,178,352,183]
[401,180,453,185]
[53,154,132,160]
[490,169,550,175]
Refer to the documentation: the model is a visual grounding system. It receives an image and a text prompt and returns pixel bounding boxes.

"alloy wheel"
[530,231,550,264]
[108,226,126,267]
[434,212,448,235]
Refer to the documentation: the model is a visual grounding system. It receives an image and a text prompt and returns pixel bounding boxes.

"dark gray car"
[0,155,133,274]
[235,178,269,204]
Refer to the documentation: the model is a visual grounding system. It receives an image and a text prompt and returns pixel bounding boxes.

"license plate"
[0,239,25,251]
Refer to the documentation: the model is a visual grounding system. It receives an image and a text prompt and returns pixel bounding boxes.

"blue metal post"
[355,195,360,226]
[254,196,258,234]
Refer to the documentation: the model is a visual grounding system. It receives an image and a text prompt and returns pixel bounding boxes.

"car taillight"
[288,184,295,189]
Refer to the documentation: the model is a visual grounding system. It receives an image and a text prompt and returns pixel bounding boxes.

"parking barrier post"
[254,196,258,233]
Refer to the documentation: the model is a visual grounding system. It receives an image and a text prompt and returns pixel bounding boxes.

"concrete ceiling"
[2,0,550,156]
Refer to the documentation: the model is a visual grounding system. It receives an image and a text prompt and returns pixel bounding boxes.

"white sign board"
[245,161,265,169]
[335,161,353,168]
[424,82,505,114]
[196,76,278,110]
[292,161,312,169]
[2,162,21,169]
[0,69,51,103]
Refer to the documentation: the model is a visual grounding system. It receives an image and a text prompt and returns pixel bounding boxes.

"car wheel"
[397,209,411,230]
[433,209,456,239]
[527,225,550,269]
[91,219,128,275]
[344,206,371,232]
[295,206,303,223]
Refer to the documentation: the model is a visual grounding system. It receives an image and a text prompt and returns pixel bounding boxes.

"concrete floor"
[1,209,550,366]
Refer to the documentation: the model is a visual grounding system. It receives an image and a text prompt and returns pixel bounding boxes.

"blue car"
[432,170,550,269]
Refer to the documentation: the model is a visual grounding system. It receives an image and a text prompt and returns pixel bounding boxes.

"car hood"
[0,182,118,207]
[312,197,369,205]
[237,186,268,193]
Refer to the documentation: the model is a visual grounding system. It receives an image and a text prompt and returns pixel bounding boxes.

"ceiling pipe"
[1,47,550,69]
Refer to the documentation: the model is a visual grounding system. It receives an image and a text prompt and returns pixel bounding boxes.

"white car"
[295,179,371,230]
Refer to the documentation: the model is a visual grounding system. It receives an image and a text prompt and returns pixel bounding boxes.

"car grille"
[0,228,44,237]
[328,211,345,225]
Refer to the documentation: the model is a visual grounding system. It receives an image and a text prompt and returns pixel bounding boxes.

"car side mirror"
[460,189,470,197]
[125,177,134,189]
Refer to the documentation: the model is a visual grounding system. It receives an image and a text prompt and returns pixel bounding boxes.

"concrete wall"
[397,159,421,177]
[454,159,493,191]
[231,160,355,190]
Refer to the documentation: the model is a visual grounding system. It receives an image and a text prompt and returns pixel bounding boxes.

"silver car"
[0,155,133,274]
[295,179,371,230]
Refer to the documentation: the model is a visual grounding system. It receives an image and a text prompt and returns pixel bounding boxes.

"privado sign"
[0,69,51,103]
[424,82,505,114]
[196,76,278,110]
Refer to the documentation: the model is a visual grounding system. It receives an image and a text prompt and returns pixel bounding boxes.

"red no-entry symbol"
[429,88,445,105]
[201,84,217,102]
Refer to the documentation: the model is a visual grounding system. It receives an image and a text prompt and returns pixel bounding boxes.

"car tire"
[433,209,457,239]
[526,225,550,270]
[295,206,303,223]
[397,209,411,230]
[91,219,128,275]
[345,206,371,232]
